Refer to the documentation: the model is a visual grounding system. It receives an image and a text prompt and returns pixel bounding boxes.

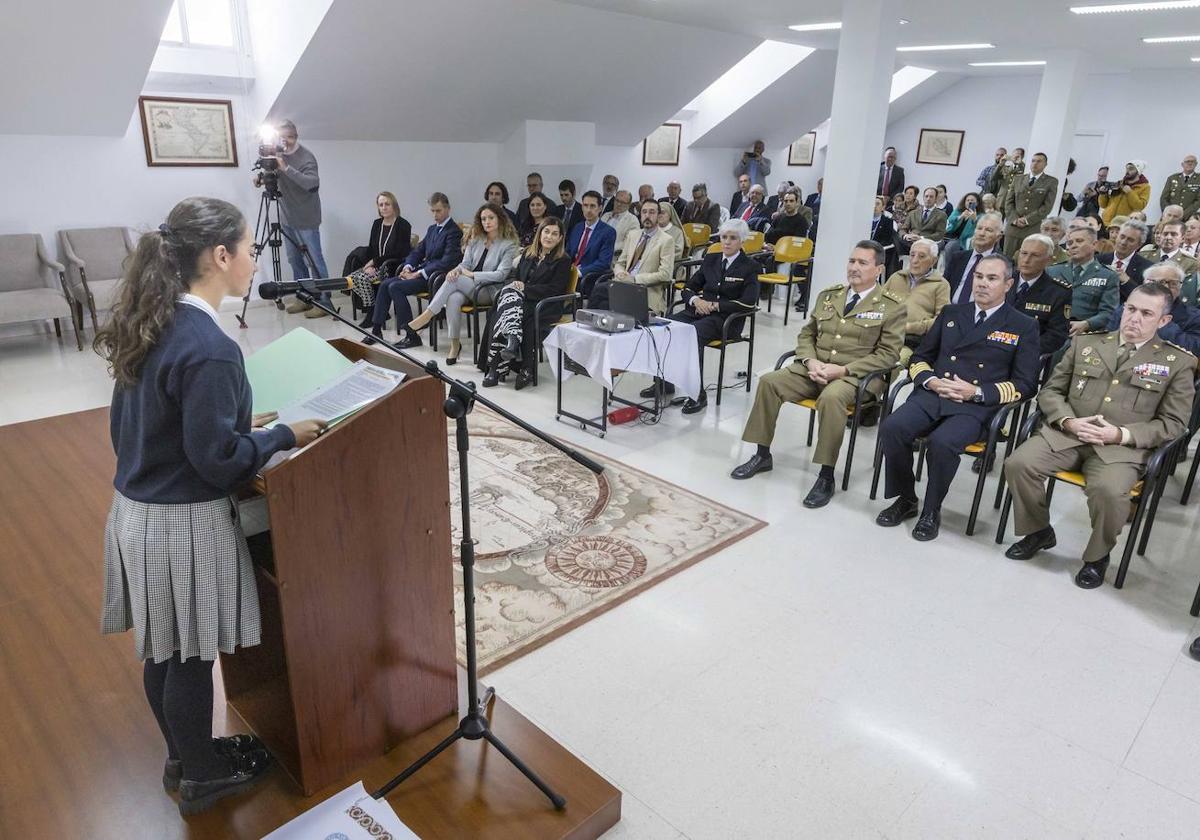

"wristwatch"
[971,386,984,404]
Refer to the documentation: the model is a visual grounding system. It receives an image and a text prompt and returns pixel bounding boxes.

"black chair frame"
[667,300,758,407]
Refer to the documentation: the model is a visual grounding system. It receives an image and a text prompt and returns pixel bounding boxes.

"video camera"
[1095,181,1123,195]
[252,133,286,196]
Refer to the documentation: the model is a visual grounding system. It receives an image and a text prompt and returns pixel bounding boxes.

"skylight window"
[889,66,937,101]
[160,0,238,49]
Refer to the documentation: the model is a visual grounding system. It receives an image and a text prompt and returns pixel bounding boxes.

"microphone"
[258,276,355,300]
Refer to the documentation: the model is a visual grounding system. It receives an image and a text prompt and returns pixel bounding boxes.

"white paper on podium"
[261,781,419,839]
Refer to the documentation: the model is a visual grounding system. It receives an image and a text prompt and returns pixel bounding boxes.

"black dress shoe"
[361,326,383,346]
[731,453,773,480]
[802,475,835,508]
[178,749,273,815]
[876,497,919,527]
[514,372,532,390]
[163,735,266,792]
[1189,637,1200,662]
[1005,526,1057,560]
[681,392,708,414]
[1074,556,1110,589]
[500,335,522,362]
[640,380,675,399]
[395,332,423,349]
[482,361,501,388]
[912,509,941,541]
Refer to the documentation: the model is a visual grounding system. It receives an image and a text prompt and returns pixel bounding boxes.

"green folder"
[244,327,355,415]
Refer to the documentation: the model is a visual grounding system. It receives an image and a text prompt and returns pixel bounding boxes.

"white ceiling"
[561,0,1200,73]
[0,0,173,135]
[270,0,759,144]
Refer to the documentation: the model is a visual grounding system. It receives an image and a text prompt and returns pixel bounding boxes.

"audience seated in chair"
[733,184,771,231]
[344,191,412,323]
[567,191,616,300]
[518,191,555,248]
[407,202,518,365]
[558,179,584,235]
[363,191,462,349]
[655,218,760,415]
[765,187,810,248]
[1098,219,1153,303]
[660,181,687,220]
[876,253,1040,542]
[944,212,1004,305]
[1099,262,1200,354]
[601,190,640,260]
[730,174,751,218]
[588,198,675,313]
[899,187,947,257]
[1002,281,1194,589]
[485,181,519,228]
[1008,233,1073,355]
[881,238,949,364]
[733,239,903,507]
[658,200,686,261]
[481,217,573,390]
[681,183,721,232]
[516,172,560,230]
[1047,227,1119,338]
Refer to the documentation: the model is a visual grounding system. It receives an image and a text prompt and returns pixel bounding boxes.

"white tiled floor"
[7,298,1200,839]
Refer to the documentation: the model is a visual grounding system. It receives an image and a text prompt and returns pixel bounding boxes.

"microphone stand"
[292,284,601,811]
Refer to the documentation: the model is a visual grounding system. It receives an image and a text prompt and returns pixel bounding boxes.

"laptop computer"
[609,281,651,327]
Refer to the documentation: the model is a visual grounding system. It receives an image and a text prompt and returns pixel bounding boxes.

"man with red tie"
[737,184,771,231]
[1097,219,1152,303]
[877,146,905,200]
[566,191,616,300]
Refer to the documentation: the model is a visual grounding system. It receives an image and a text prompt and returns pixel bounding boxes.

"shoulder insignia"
[1050,274,1072,289]
[880,289,904,304]
[1079,329,1109,336]
[1164,341,1196,357]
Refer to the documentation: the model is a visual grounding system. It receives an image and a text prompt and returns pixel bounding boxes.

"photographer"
[1076,166,1109,219]
[252,120,330,317]
[733,140,771,188]
[1099,160,1150,226]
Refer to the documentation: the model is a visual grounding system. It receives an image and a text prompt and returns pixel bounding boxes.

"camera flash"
[258,125,278,143]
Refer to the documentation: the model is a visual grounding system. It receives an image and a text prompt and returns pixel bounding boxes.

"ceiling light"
[788,21,842,32]
[968,60,1047,66]
[897,43,995,52]
[1193,56,1200,60]
[1072,1,1200,13]
[1143,34,1200,41]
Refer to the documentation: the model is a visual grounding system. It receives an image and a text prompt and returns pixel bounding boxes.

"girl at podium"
[93,197,326,815]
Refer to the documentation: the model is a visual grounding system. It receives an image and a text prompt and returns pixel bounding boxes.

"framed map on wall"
[788,132,816,166]
[916,128,965,167]
[138,96,239,167]
[643,123,682,166]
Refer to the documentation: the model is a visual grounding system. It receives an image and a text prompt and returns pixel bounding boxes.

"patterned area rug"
[451,410,765,674]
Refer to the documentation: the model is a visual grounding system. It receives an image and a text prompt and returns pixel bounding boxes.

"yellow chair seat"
[1053,470,1144,496]
[793,397,856,417]
[964,442,986,455]
[758,273,789,285]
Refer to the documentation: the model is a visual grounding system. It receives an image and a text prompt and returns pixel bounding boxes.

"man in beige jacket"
[589,198,676,314]
[881,237,949,364]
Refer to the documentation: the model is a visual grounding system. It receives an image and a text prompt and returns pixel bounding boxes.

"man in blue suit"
[365,192,463,348]
[567,191,616,299]
[876,254,1041,540]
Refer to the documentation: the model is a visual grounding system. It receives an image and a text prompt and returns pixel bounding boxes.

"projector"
[575,309,635,333]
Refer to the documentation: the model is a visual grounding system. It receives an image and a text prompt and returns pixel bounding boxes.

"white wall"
[884,69,1200,218]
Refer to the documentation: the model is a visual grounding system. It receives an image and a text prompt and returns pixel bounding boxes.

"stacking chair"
[0,234,82,350]
[756,236,813,325]
[743,231,766,255]
[995,406,1184,589]
[531,267,582,386]
[774,351,895,490]
[59,227,137,330]
[667,300,758,407]
[427,275,510,357]
[870,374,1032,535]
[669,242,720,309]
[681,223,711,258]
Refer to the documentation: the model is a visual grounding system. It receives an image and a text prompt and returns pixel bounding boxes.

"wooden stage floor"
[0,408,619,839]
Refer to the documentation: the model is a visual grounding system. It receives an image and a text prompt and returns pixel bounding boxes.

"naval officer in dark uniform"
[876,253,1041,540]
[1010,233,1073,355]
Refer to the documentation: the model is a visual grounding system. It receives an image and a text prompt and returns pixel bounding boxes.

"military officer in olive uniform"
[1159,154,1200,220]
[734,240,904,508]
[877,253,1041,541]
[1003,282,1196,589]
[1004,153,1059,259]
[1140,220,1200,306]
[1047,226,1118,337]
[989,148,1025,210]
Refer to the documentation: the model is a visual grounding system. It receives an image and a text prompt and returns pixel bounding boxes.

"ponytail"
[94,197,246,387]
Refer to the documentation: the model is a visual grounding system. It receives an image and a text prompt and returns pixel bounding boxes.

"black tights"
[143,653,226,781]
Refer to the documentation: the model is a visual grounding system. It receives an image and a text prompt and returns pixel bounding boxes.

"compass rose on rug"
[544,536,648,588]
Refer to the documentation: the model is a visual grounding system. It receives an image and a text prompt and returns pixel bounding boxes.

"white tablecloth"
[544,321,701,400]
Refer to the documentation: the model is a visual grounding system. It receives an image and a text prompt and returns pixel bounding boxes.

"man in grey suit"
[1003,152,1059,259]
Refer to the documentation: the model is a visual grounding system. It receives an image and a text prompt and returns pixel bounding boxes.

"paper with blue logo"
[262,781,419,839]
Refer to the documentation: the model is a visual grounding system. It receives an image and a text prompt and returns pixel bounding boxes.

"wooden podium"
[221,339,457,796]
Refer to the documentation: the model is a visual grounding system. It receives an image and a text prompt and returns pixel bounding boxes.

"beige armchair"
[0,233,82,350]
[59,226,137,330]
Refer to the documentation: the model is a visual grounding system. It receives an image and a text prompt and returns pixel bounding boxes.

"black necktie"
[976,310,987,326]
[1028,175,1036,187]
[844,293,860,316]
[1013,281,1030,305]
[957,254,980,303]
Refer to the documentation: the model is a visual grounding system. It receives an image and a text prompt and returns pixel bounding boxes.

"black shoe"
[177,749,273,815]
[1005,526,1057,560]
[970,455,996,475]
[640,380,675,399]
[858,403,881,428]
[361,326,383,346]
[163,735,265,792]
[912,509,941,541]
[514,372,532,390]
[1189,637,1200,662]
[731,453,773,480]
[500,335,522,362]
[1074,556,1110,590]
[681,392,708,415]
[395,332,423,349]
[482,360,501,388]
[802,475,835,508]
[876,497,919,527]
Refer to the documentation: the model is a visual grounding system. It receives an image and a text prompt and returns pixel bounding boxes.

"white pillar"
[811,0,898,297]
[1027,50,1086,213]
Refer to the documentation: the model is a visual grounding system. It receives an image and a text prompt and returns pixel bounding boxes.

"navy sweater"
[110,304,296,504]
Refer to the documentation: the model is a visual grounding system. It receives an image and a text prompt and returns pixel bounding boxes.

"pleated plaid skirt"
[101,491,261,664]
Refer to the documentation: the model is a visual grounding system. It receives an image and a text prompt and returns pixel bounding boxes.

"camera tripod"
[236,186,323,328]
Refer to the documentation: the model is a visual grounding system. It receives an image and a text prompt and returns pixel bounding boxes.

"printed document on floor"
[262,780,419,839]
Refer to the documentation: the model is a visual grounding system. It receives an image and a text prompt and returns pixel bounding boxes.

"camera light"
[258,125,278,143]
